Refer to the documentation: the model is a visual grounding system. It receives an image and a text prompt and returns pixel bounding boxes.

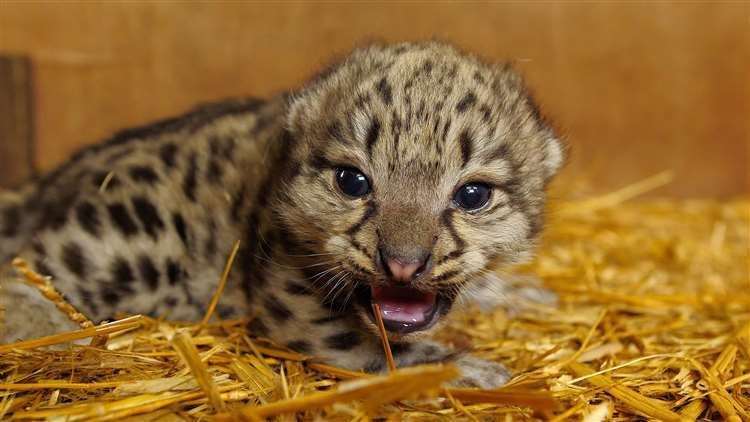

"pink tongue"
[372,287,436,324]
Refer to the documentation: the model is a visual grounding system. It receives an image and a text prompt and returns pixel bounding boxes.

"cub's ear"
[542,136,566,180]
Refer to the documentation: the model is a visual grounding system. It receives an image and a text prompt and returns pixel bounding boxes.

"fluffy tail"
[0,182,37,265]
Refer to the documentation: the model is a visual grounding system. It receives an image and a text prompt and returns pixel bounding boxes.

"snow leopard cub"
[0,41,563,388]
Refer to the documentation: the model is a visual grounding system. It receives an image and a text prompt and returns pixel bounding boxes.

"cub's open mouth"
[356,285,448,334]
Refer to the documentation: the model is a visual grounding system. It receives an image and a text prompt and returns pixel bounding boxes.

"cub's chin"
[353,283,455,338]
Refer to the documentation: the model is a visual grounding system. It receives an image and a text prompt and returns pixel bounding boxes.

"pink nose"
[386,258,423,283]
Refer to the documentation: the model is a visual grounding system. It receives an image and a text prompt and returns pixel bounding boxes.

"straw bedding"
[0,178,748,421]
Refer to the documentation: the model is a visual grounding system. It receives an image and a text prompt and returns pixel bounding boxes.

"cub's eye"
[453,183,491,211]
[335,167,371,198]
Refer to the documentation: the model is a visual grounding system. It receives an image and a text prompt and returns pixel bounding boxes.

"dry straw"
[0,175,747,420]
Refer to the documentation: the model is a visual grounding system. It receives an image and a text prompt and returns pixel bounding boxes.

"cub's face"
[276,42,563,337]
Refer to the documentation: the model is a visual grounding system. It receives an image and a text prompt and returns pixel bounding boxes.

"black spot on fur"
[31,240,46,256]
[128,165,160,185]
[265,296,293,322]
[61,242,88,278]
[324,331,362,351]
[132,196,165,239]
[183,153,198,201]
[101,289,120,306]
[456,92,476,113]
[206,159,222,184]
[285,281,312,296]
[376,77,393,105]
[107,203,139,237]
[164,296,178,307]
[172,213,189,249]
[166,259,184,285]
[138,255,160,291]
[76,202,100,237]
[365,118,381,154]
[248,318,269,336]
[459,129,474,168]
[1,206,20,237]
[286,340,313,354]
[159,143,178,169]
[111,258,135,288]
[35,259,56,279]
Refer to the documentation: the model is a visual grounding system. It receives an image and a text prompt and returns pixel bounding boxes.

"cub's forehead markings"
[365,118,381,155]
[459,129,474,169]
[455,91,477,114]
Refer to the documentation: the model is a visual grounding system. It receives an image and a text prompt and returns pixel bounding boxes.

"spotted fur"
[0,41,563,387]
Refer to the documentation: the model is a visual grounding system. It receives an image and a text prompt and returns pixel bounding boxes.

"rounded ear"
[542,136,566,180]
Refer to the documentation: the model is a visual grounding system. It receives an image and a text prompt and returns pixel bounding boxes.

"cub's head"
[275,41,563,337]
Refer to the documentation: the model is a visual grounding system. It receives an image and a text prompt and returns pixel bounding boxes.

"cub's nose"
[378,248,432,283]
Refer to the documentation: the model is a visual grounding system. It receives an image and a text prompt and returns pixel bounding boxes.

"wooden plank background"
[0,2,747,197]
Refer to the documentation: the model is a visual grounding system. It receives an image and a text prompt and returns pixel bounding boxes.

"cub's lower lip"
[357,285,445,334]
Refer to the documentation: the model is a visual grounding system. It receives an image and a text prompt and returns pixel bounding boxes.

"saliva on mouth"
[357,284,444,334]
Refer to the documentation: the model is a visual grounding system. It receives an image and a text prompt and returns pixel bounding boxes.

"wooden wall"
[0,2,747,197]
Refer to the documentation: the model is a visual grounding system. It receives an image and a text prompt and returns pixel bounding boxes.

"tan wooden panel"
[0,55,34,188]
[0,2,747,197]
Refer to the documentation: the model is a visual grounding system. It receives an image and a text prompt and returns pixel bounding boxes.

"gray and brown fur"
[0,41,563,387]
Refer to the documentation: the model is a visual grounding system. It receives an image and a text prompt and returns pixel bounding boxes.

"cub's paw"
[451,355,511,389]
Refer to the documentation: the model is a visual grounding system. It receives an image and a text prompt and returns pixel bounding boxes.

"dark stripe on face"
[61,242,88,278]
[441,209,466,250]
[265,295,293,322]
[436,249,463,265]
[138,255,160,291]
[365,118,381,154]
[345,200,378,236]
[324,331,362,351]
[132,196,165,239]
[183,152,198,201]
[309,149,333,170]
[376,77,393,105]
[350,239,373,260]
[432,270,460,283]
[456,91,476,113]
[107,203,139,237]
[459,129,473,168]
[76,202,100,237]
